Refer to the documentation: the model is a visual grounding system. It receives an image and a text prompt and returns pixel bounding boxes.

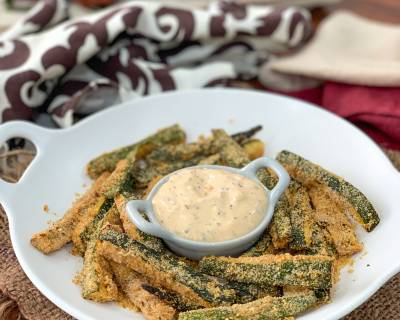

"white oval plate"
[0,89,399,320]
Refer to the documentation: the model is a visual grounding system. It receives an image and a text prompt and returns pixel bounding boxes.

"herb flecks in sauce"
[152,168,268,242]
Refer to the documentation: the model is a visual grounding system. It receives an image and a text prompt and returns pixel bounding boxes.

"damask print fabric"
[0,0,311,128]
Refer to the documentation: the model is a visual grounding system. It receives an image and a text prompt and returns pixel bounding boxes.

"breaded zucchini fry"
[110,261,178,320]
[199,254,333,289]
[283,286,331,305]
[31,172,110,254]
[276,150,380,231]
[307,222,338,257]
[141,284,203,312]
[257,168,278,189]
[115,194,166,252]
[198,154,221,165]
[257,169,293,248]
[240,230,274,257]
[98,227,239,307]
[131,154,212,189]
[178,292,318,320]
[100,142,161,199]
[242,139,265,160]
[72,197,112,255]
[270,194,293,249]
[99,158,133,199]
[309,186,363,256]
[80,204,120,302]
[211,129,250,168]
[145,142,213,164]
[286,181,313,250]
[87,124,186,179]
[228,280,282,301]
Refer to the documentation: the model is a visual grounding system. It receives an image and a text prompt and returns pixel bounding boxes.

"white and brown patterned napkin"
[0,0,311,128]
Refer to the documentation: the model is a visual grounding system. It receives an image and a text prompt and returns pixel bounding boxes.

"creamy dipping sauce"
[152,168,268,242]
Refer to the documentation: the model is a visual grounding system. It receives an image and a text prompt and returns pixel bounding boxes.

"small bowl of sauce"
[126,157,290,260]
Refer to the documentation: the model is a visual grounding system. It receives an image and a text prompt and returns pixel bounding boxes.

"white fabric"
[268,11,400,87]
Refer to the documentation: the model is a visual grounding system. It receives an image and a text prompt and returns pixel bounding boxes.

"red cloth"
[323,82,400,150]
[270,82,400,151]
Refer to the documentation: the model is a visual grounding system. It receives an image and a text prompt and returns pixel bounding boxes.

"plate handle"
[0,121,55,202]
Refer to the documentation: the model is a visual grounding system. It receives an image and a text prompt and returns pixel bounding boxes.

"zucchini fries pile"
[30,124,379,320]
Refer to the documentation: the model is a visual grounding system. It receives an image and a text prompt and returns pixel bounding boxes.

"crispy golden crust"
[211,129,250,168]
[31,172,110,254]
[81,245,119,302]
[178,293,317,320]
[98,227,239,307]
[80,205,120,302]
[286,181,313,250]
[309,186,363,257]
[71,197,106,256]
[270,194,292,249]
[241,230,274,257]
[242,139,265,160]
[110,261,177,320]
[99,240,214,308]
[86,124,186,179]
[115,195,141,240]
[277,150,379,231]
[99,159,131,199]
[115,195,166,252]
[143,176,163,198]
[200,254,334,289]
[256,169,293,248]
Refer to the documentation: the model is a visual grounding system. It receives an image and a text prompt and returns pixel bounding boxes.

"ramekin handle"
[241,156,290,205]
[126,200,172,240]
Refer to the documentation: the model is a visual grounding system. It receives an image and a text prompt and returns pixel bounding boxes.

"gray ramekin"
[126,157,290,260]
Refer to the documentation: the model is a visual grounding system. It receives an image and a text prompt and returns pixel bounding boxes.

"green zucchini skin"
[141,284,203,312]
[79,198,114,251]
[116,194,167,253]
[257,169,293,249]
[131,128,252,188]
[211,129,250,168]
[228,280,282,302]
[270,194,293,249]
[286,181,313,251]
[199,254,333,290]
[257,168,278,190]
[145,142,213,164]
[87,124,186,179]
[178,293,318,320]
[98,228,241,307]
[100,159,134,199]
[109,261,178,319]
[81,203,120,301]
[231,125,263,145]
[240,231,274,257]
[306,223,338,258]
[276,150,380,232]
